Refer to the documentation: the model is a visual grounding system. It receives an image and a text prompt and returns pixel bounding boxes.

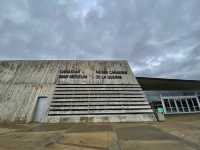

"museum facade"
[1,60,199,123]
[0,60,155,123]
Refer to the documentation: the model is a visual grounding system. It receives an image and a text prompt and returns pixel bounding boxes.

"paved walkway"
[0,114,200,150]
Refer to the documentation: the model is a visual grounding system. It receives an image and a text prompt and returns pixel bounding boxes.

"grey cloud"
[0,0,200,79]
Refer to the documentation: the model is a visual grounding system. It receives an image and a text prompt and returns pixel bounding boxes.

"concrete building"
[0,60,155,123]
[2,60,199,123]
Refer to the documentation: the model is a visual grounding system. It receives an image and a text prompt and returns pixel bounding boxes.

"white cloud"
[0,0,200,79]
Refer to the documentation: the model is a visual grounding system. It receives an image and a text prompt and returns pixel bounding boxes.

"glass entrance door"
[161,96,200,114]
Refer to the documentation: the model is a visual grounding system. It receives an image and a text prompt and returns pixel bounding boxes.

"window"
[162,96,200,114]
[192,98,200,111]
[164,99,171,112]
[169,99,177,112]
[181,99,189,112]
[187,98,195,112]
[176,99,183,112]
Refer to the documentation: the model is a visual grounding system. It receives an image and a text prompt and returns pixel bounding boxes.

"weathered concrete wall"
[0,61,58,122]
[0,60,155,123]
[47,60,155,122]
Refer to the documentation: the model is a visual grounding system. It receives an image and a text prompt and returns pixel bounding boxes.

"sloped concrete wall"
[46,60,155,122]
[0,60,155,123]
[0,61,58,122]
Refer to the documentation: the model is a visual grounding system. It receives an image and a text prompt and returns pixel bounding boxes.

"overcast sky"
[0,0,200,80]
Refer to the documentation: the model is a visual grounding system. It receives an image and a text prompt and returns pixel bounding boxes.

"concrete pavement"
[0,114,200,150]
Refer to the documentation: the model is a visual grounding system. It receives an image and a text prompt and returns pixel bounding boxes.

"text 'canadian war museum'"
[0,60,200,123]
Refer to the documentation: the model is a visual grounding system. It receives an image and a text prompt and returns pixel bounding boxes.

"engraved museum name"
[59,69,127,79]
